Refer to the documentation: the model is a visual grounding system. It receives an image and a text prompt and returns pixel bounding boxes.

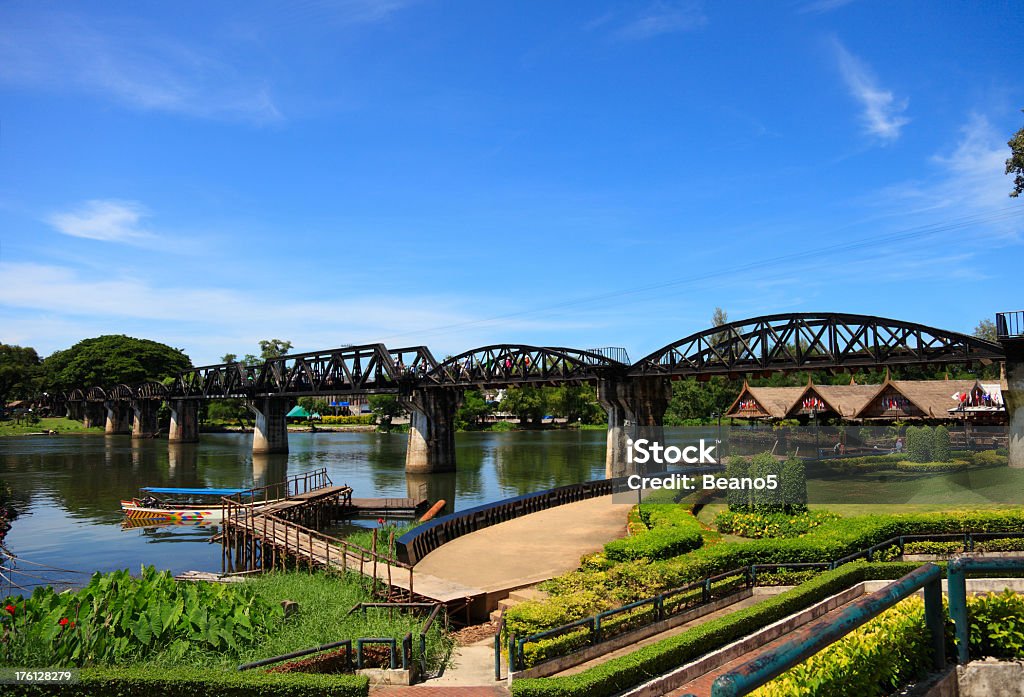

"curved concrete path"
[414,495,631,595]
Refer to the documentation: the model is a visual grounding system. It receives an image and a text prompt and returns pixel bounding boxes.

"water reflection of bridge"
[53,312,1024,472]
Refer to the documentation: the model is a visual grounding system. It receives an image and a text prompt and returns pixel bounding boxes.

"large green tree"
[549,384,604,424]
[1008,111,1024,197]
[500,386,549,426]
[368,394,405,430]
[457,390,493,428]
[42,335,192,391]
[0,344,41,405]
[974,318,998,343]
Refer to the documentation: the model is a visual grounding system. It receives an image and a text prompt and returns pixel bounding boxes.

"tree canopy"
[1007,112,1024,198]
[42,335,192,391]
[0,344,42,404]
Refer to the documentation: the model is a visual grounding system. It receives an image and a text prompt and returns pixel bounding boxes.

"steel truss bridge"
[56,313,1005,406]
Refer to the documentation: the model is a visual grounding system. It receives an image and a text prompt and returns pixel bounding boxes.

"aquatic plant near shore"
[0,566,283,666]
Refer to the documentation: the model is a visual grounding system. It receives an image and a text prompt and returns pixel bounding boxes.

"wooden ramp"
[223,510,482,606]
[219,468,478,612]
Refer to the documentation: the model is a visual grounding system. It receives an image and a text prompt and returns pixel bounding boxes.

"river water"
[1,425,1020,588]
[0,429,621,582]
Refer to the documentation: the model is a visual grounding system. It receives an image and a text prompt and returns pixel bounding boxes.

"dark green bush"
[932,425,951,462]
[3,667,369,696]
[725,455,750,512]
[969,590,1024,659]
[604,505,704,562]
[748,453,777,513]
[907,425,935,463]
[780,456,807,513]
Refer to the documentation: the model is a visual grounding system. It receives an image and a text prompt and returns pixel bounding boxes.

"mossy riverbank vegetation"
[0,566,451,695]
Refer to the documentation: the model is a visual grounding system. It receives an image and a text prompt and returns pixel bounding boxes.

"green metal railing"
[700,563,947,697]
[948,556,1024,664]
[682,556,1024,697]
[506,531,1024,672]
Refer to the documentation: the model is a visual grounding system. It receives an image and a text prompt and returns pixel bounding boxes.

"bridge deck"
[413,495,631,600]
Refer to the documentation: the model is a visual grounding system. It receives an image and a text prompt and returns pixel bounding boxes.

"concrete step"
[489,586,550,622]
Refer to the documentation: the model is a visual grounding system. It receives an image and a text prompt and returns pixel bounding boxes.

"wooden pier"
[219,469,477,612]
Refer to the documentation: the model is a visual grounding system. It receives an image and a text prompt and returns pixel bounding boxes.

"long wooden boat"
[120,486,254,523]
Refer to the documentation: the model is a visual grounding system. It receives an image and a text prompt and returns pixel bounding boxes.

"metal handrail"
[996,311,1023,339]
[705,563,946,697]
[947,556,1024,664]
[237,639,352,671]
[494,607,508,680]
[509,529,1024,670]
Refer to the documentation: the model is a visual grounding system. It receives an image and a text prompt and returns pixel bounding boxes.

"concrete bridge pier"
[104,401,131,434]
[131,400,159,439]
[67,401,84,422]
[83,402,105,429]
[250,397,290,454]
[1002,338,1024,468]
[168,400,200,443]
[598,376,672,479]
[401,387,463,473]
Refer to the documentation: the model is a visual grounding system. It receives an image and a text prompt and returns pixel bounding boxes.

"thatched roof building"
[725,382,808,420]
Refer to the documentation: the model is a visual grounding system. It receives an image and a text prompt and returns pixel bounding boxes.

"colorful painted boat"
[120,486,253,522]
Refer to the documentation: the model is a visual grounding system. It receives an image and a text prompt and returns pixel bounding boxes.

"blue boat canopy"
[141,487,253,497]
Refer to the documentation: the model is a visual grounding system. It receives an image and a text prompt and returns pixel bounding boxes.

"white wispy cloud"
[878,114,1022,238]
[832,39,909,141]
[799,0,857,14]
[615,2,707,41]
[0,262,599,363]
[0,8,281,123]
[46,200,152,243]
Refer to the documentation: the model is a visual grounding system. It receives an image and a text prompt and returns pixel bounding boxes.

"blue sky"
[1,0,1022,366]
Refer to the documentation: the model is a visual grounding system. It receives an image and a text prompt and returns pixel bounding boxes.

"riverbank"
[0,417,101,437]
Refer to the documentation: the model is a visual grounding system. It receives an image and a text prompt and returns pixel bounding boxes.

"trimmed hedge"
[750,597,931,697]
[3,666,369,696]
[969,590,1024,659]
[715,510,839,539]
[510,563,872,697]
[319,415,375,425]
[604,505,704,562]
[507,509,1024,639]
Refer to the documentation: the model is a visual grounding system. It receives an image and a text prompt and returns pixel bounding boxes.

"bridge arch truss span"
[425,345,628,388]
[85,386,107,402]
[107,384,134,401]
[135,381,169,400]
[631,313,1005,377]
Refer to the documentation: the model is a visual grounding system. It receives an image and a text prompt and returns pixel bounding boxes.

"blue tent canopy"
[142,487,253,497]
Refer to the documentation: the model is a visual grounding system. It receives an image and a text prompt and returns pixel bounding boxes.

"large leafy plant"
[1,566,283,666]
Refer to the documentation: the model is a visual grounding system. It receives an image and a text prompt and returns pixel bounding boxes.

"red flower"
[58,618,68,627]
[4,604,14,615]
[70,621,76,629]
[377,518,386,526]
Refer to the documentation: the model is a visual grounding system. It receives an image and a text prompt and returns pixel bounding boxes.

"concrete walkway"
[414,495,631,594]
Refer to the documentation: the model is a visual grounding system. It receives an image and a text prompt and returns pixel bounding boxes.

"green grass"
[343,522,419,557]
[142,571,452,672]
[0,416,100,436]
